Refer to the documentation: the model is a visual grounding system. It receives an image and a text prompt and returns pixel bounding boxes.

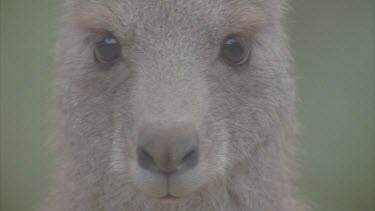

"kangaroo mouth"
[158,194,180,202]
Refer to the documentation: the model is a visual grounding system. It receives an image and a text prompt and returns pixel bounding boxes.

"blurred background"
[0,0,374,210]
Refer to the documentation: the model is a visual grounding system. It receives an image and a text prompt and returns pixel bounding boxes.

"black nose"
[137,122,199,175]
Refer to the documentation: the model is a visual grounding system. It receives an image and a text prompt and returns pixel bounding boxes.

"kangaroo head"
[56,0,293,202]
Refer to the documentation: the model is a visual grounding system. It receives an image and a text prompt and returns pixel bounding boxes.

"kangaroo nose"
[137,122,199,175]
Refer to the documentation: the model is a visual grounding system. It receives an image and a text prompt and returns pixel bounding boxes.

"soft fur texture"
[43,0,306,210]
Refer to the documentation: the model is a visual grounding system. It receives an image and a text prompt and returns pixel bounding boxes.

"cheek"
[111,122,137,174]
[110,139,127,172]
[60,73,116,140]
[200,114,231,175]
[205,71,262,165]
[110,89,139,172]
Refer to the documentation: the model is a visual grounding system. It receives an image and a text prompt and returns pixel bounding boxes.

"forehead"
[70,0,265,38]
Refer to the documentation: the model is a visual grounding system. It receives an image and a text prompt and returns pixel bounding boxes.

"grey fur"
[43,0,307,210]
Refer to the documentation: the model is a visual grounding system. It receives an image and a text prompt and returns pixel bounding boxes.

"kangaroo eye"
[220,35,250,66]
[94,35,121,64]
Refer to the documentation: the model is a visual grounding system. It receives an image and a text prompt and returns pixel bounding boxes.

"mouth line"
[159,194,180,201]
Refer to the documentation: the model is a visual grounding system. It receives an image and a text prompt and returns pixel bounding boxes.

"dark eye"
[94,35,121,64]
[220,35,250,66]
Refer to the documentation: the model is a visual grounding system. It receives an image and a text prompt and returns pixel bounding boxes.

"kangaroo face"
[57,0,292,202]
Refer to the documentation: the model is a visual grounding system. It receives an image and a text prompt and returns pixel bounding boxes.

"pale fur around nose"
[137,122,199,175]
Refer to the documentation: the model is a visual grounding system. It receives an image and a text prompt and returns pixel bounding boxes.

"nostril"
[137,145,199,174]
[180,147,199,170]
[137,148,157,171]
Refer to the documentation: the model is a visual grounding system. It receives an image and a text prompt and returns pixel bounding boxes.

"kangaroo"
[43,0,306,210]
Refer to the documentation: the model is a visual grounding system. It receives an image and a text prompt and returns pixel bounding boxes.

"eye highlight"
[94,34,121,65]
[220,35,250,66]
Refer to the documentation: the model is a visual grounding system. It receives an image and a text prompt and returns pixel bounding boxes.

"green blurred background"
[0,0,374,210]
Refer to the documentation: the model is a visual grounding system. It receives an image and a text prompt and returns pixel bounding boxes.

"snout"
[137,122,199,175]
[133,121,206,200]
